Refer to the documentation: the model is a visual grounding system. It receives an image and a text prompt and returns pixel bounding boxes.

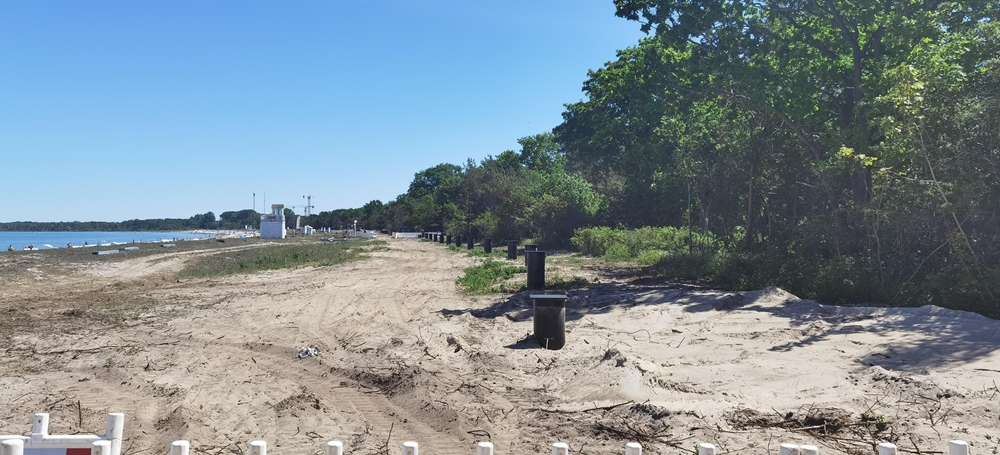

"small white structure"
[0,412,124,455]
[260,204,286,239]
[302,225,315,236]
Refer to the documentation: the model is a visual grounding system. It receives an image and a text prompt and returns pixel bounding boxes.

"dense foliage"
[9,1,998,313]
[320,0,1000,314]
[557,0,1000,313]
[298,133,605,247]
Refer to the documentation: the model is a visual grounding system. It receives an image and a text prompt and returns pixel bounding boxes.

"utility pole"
[302,195,314,217]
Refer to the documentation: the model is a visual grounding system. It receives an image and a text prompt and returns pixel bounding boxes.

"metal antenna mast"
[302,195,314,217]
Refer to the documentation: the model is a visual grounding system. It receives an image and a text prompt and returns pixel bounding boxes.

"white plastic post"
[30,414,49,439]
[2,439,24,455]
[402,441,418,455]
[625,442,642,455]
[948,441,969,455]
[325,441,343,455]
[698,443,717,455]
[249,440,267,455]
[552,443,569,455]
[800,445,819,455]
[105,413,125,455]
[477,442,494,455]
[92,440,112,455]
[170,440,190,455]
[878,443,897,455]
[779,444,800,455]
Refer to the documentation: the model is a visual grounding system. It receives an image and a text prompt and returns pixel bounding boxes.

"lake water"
[0,231,216,251]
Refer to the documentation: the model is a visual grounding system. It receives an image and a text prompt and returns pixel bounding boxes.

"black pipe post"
[524,244,538,266]
[483,238,492,253]
[446,234,452,245]
[532,294,567,350]
[439,233,445,244]
[467,237,474,250]
[455,235,462,247]
[526,250,546,290]
[506,240,517,260]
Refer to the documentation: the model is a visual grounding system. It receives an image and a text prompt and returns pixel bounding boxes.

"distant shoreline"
[0,230,252,252]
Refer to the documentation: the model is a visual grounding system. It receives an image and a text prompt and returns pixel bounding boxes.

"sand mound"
[2,239,998,455]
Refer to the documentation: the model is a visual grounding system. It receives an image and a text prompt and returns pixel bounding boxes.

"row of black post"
[419,231,563,350]
[419,232,547,290]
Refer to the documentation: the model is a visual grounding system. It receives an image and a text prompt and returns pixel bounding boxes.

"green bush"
[571,226,718,260]
[573,226,897,307]
[456,258,526,295]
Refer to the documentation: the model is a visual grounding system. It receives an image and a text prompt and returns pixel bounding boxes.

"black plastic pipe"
[526,250,546,290]
[532,294,566,350]
[524,244,538,266]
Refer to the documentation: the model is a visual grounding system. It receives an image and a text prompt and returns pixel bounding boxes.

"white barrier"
[0,413,124,455]
[2,440,24,455]
[2,414,972,455]
[159,440,977,455]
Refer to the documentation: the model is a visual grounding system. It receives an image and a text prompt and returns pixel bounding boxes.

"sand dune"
[1,238,997,455]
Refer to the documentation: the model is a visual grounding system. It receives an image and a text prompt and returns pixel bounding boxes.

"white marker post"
[105,414,125,455]
[249,440,267,455]
[170,441,190,455]
[779,444,800,455]
[92,440,111,455]
[801,445,819,455]
[325,441,344,455]
[30,414,49,439]
[2,439,24,455]
[698,443,716,455]
[402,441,418,455]
[477,442,493,455]
[949,441,969,455]
[625,442,642,455]
[551,443,569,455]
[878,443,897,455]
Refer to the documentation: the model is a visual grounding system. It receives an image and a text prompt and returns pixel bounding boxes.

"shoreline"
[1,229,254,252]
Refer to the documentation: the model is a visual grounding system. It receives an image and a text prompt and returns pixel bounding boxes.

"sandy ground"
[1,238,999,455]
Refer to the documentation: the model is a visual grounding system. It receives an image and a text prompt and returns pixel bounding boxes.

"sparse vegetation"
[178,239,383,278]
[456,258,526,295]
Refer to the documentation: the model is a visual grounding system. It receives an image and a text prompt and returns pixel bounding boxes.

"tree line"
[8,0,998,313]
[0,210,259,232]
[302,0,1000,314]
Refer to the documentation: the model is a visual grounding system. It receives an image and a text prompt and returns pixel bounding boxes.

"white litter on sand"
[297,346,319,359]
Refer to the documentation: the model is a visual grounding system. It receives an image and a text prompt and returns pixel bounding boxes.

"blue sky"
[1,1,645,222]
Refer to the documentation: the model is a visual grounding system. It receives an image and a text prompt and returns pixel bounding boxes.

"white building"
[260,204,286,239]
